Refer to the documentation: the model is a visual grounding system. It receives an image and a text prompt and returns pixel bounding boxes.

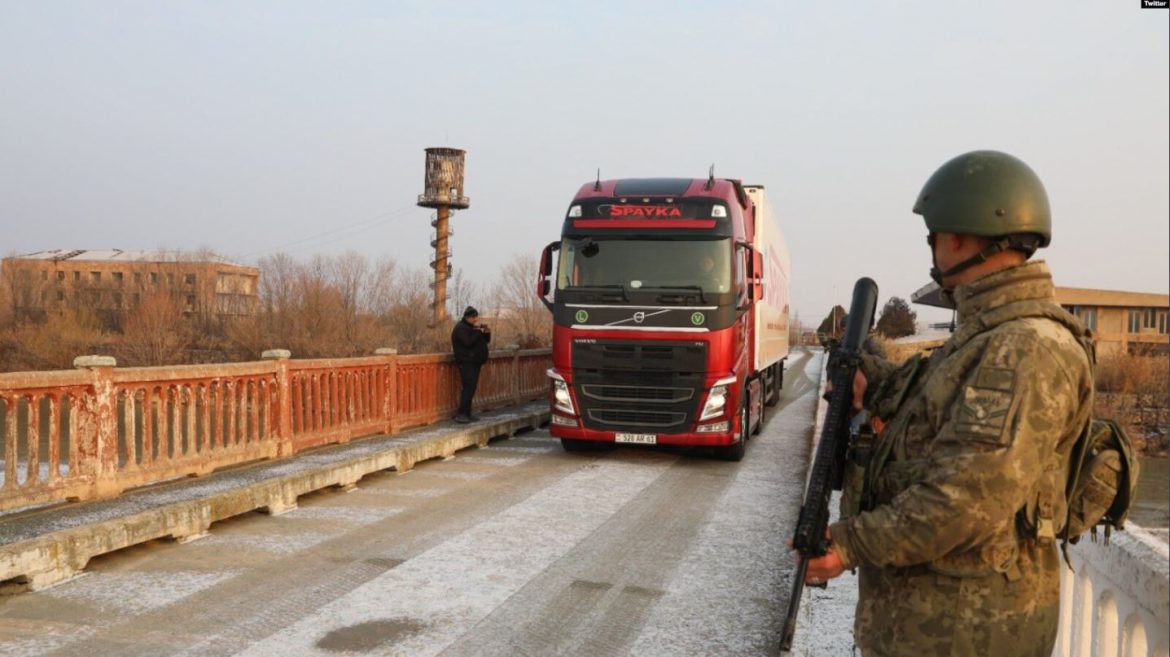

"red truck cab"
[537,176,790,460]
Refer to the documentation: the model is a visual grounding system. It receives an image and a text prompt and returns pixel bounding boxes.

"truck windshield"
[557,237,732,295]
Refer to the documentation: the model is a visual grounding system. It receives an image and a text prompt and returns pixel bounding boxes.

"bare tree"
[364,256,398,316]
[118,291,192,366]
[1,308,105,372]
[491,253,550,348]
[385,266,445,353]
[447,268,479,320]
[258,252,300,317]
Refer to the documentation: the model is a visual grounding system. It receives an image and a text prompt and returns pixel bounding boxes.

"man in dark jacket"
[451,306,491,423]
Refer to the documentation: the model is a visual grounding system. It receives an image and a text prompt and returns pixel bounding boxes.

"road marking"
[447,455,530,467]
[415,469,493,481]
[234,458,674,657]
[198,530,336,555]
[282,505,406,524]
[44,570,239,614]
[487,445,558,454]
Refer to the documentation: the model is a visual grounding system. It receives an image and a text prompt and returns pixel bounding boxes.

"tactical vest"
[974,302,1139,551]
[856,298,1138,575]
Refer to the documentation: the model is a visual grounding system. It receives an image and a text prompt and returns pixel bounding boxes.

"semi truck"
[536,175,790,460]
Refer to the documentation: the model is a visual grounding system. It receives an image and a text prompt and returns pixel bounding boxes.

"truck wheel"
[716,399,748,462]
[765,363,783,407]
[753,392,765,436]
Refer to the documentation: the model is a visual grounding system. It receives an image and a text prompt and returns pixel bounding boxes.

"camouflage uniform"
[830,260,1093,657]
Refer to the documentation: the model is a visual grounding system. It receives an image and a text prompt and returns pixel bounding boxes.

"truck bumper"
[549,415,739,447]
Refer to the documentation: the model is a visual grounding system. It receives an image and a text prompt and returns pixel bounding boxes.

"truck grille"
[587,409,687,428]
[580,385,693,404]
[571,339,707,434]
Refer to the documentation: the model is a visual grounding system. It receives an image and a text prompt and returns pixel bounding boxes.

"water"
[1132,455,1168,529]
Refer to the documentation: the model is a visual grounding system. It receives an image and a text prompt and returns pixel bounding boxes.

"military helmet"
[913,150,1051,247]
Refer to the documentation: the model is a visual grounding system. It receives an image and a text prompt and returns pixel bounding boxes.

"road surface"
[1,349,821,657]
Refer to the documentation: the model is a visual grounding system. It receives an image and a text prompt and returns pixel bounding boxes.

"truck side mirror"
[537,241,559,311]
[736,242,761,310]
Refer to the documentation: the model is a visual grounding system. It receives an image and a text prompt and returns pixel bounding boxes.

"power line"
[240,204,418,260]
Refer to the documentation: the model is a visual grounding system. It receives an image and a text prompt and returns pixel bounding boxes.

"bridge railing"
[0,347,552,514]
[1055,526,1170,657]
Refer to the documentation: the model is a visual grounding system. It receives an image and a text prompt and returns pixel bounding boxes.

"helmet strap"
[929,236,1014,286]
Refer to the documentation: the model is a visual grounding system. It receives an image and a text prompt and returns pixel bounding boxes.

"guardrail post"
[262,349,294,457]
[507,345,521,405]
[73,355,120,500]
[376,348,399,435]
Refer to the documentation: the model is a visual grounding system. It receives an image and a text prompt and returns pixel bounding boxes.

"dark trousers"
[457,362,482,418]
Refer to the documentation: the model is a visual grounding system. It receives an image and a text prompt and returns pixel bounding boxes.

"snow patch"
[282,505,405,524]
[200,530,335,555]
[43,570,239,615]
[233,458,673,657]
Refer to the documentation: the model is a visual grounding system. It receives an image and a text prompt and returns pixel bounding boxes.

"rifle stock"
[779,277,878,653]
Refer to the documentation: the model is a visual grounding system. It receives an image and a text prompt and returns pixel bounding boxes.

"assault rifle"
[779,277,878,653]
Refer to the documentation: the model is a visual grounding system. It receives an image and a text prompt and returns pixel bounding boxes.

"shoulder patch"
[974,366,1015,392]
[955,384,1015,443]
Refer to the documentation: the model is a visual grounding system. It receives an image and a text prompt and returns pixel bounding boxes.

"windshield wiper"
[649,285,708,304]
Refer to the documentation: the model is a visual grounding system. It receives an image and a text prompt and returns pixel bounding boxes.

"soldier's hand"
[822,370,867,414]
[789,529,846,585]
[851,370,867,413]
[805,548,845,585]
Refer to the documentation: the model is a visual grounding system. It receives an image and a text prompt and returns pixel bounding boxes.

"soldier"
[804,151,1095,656]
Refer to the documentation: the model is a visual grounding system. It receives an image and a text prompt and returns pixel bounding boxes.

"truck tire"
[753,391,765,436]
[716,397,748,461]
[765,363,783,407]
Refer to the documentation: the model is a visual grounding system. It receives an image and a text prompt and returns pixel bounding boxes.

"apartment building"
[1,249,259,322]
[1057,287,1169,356]
[912,282,1168,356]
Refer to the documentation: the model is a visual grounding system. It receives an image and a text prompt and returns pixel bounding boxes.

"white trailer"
[744,185,791,404]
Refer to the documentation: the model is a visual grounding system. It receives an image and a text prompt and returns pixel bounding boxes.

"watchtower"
[417,147,470,326]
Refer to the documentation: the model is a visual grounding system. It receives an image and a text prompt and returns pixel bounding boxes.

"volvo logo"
[633,311,646,324]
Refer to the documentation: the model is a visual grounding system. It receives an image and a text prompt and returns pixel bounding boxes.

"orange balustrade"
[0,348,550,513]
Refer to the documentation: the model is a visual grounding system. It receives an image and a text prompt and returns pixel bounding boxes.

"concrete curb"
[0,407,549,594]
[789,348,860,655]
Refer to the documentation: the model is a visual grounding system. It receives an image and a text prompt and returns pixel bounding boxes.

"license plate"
[615,432,657,445]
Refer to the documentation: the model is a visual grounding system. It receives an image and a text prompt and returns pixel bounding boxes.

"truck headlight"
[699,376,737,421]
[548,369,576,415]
[553,379,575,415]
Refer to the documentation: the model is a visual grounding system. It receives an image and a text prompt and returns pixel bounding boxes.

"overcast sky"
[2,1,1167,325]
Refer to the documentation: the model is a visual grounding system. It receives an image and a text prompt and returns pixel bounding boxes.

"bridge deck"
[1,404,548,592]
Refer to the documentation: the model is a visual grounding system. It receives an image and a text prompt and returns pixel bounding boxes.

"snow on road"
[231,458,675,657]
